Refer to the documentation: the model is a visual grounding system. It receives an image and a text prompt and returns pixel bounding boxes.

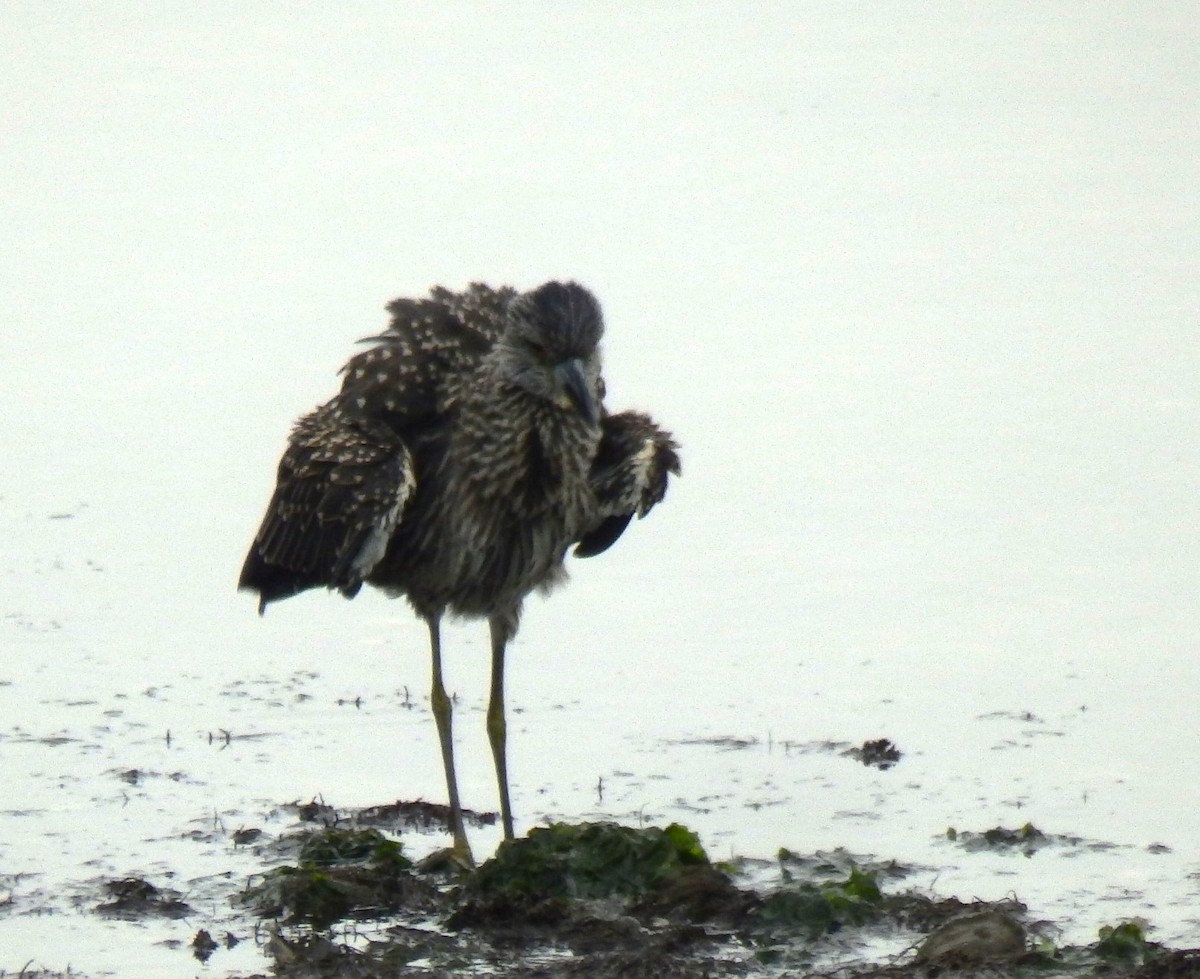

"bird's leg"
[427,615,473,863]
[487,612,516,840]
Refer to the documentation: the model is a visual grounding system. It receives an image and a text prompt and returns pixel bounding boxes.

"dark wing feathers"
[574,411,681,558]
[239,399,415,612]
[340,283,513,421]
[240,284,515,611]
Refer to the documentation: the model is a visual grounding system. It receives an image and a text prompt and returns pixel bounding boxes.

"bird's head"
[498,281,605,425]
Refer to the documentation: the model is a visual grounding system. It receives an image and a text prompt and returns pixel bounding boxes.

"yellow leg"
[427,616,473,863]
[487,614,516,839]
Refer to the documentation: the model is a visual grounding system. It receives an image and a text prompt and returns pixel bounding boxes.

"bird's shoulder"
[336,282,517,423]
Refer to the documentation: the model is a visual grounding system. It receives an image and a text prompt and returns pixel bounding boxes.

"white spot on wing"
[349,479,411,578]
[630,438,657,514]
[632,438,655,480]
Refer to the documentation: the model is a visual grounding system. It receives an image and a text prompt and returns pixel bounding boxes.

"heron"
[238,281,679,862]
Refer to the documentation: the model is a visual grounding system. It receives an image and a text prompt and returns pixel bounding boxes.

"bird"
[238,281,679,863]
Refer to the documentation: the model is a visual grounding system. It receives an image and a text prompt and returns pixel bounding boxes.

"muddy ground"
[10,793,1197,979]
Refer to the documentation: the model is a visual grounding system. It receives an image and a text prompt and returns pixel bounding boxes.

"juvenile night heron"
[239,281,679,861]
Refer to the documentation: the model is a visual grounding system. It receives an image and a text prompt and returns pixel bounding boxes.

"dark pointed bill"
[554,357,599,425]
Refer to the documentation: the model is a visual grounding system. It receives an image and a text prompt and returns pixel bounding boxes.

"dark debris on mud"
[94,877,193,919]
[202,810,1200,979]
[845,737,903,770]
[279,796,497,833]
[944,821,1122,857]
[668,735,904,772]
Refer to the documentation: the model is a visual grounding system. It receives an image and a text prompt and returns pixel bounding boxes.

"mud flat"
[8,799,1194,979]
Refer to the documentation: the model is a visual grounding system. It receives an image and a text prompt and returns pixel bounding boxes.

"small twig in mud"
[207,728,273,749]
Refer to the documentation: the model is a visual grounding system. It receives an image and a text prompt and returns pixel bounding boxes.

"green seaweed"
[754,866,884,938]
[469,821,709,904]
[241,827,418,927]
[296,827,411,870]
[1096,920,1150,961]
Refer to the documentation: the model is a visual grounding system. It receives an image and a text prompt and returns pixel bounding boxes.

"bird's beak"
[554,358,598,425]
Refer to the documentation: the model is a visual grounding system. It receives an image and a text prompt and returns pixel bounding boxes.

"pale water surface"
[2,4,1198,976]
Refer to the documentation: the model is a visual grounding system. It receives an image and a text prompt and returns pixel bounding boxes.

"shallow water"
[3,4,1198,976]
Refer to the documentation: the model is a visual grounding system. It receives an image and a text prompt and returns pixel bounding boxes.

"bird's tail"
[237,545,330,614]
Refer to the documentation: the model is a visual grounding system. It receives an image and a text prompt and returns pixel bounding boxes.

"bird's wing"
[339,283,516,421]
[240,284,518,611]
[574,410,681,558]
[238,402,415,612]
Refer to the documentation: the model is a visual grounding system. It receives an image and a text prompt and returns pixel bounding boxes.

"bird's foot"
[417,843,475,874]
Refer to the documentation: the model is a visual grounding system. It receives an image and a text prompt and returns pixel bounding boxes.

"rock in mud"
[916,909,1027,966]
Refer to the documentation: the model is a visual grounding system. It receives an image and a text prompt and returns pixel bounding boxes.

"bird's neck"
[451,380,597,510]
